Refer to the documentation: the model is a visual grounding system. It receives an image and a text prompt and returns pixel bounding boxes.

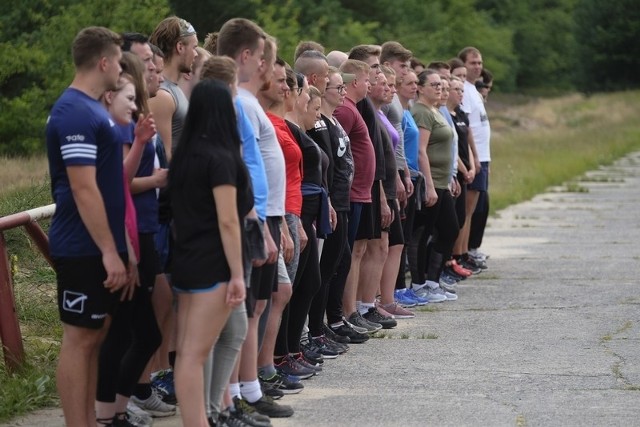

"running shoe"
[439,272,459,293]
[330,321,370,344]
[347,311,382,333]
[362,307,397,329]
[125,402,153,427]
[130,389,176,417]
[150,369,176,405]
[274,355,315,379]
[412,283,447,303]
[449,259,472,277]
[259,372,304,395]
[322,323,351,345]
[394,289,417,308]
[241,395,294,418]
[231,397,275,425]
[404,288,429,306]
[380,302,415,319]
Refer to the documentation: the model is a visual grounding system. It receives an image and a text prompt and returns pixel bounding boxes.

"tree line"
[0,0,638,156]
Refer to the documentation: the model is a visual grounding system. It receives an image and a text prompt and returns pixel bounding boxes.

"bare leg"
[341,240,367,317]
[458,189,480,255]
[58,322,109,427]
[150,273,174,373]
[358,235,389,305]
[257,283,292,362]
[174,284,232,427]
[380,242,403,305]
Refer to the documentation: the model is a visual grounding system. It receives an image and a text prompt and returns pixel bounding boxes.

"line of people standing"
[46,16,493,427]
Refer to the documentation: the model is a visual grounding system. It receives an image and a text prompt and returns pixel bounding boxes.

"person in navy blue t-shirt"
[45,26,131,427]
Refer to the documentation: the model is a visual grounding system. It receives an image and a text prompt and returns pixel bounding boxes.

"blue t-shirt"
[235,98,268,222]
[402,109,419,173]
[46,88,127,257]
[119,123,159,234]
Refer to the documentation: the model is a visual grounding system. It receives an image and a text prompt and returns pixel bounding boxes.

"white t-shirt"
[461,81,491,162]
[237,87,286,216]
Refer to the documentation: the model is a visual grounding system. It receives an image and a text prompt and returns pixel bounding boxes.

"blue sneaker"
[394,289,417,308]
[151,369,176,405]
[404,288,429,306]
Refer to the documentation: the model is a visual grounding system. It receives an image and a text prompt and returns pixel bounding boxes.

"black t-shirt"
[452,106,471,170]
[379,121,398,200]
[357,97,386,181]
[286,120,327,188]
[170,141,253,287]
[312,114,354,212]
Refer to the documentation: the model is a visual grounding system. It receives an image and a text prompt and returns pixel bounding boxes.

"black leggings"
[408,189,459,284]
[470,190,489,249]
[276,196,323,354]
[309,210,350,334]
[97,234,162,402]
[397,179,418,290]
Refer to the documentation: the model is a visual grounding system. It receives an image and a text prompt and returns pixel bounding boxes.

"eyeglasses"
[326,85,347,92]
[428,82,442,88]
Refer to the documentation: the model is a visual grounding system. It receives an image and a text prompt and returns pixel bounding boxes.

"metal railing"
[0,204,55,372]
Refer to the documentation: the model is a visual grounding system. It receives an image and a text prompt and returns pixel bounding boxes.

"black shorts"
[54,253,127,329]
[356,181,382,241]
[386,199,404,247]
[249,216,281,302]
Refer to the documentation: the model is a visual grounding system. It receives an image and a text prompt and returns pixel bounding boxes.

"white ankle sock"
[359,302,374,315]
[240,379,262,403]
[229,382,241,399]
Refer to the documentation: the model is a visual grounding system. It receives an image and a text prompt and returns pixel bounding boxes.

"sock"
[425,280,439,290]
[133,383,152,400]
[411,282,426,290]
[240,379,262,403]
[355,300,363,313]
[229,382,241,399]
[359,302,374,315]
[259,363,277,379]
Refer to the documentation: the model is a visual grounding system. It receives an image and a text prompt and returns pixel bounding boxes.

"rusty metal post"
[0,231,25,372]
[24,222,53,268]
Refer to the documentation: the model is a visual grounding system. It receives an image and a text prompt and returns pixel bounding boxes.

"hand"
[380,200,392,229]
[425,187,438,207]
[282,228,294,264]
[329,204,337,231]
[264,226,278,264]
[120,259,138,301]
[405,177,414,198]
[134,113,156,143]
[226,277,245,307]
[298,219,308,252]
[102,251,128,292]
[466,168,475,184]
[152,168,168,188]
[450,177,461,198]
[396,175,406,203]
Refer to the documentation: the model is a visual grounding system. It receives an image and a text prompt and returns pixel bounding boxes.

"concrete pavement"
[5,152,640,426]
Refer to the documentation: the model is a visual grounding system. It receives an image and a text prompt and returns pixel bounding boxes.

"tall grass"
[488,91,640,213]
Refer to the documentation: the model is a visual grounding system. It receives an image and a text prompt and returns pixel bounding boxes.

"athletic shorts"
[468,161,489,192]
[54,253,127,329]
[356,181,382,241]
[249,216,281,301]
[386,199,405,247]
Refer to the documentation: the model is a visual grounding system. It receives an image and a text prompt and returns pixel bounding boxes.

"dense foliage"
[1,0,638,155]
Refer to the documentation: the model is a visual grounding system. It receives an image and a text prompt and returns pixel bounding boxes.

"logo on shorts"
[62,290,88,314]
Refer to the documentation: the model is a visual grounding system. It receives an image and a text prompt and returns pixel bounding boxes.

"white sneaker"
[130,390,176,418]
[126,401,153,426]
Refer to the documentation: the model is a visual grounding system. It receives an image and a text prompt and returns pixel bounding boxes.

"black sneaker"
[244,395,294,418]
[274,355,316,379]
[331,322,369,344]
[260,379,284,400]
[231,398,273,426]
[293,352,323,372]
[310,336,343,357]
[259,371,304,395]
[348,311,382,333]
[363,307,397,329]
[300,343,324,365]
[323,323,350,344]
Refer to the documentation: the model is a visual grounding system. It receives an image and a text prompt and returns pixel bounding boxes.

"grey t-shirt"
[382,94,406,170]
[237,87,286,217]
